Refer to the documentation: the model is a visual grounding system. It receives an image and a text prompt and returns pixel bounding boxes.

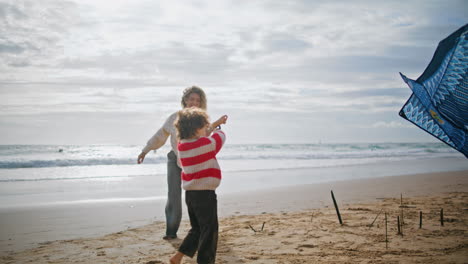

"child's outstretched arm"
[213,115,228,127]
[206,115,228,135]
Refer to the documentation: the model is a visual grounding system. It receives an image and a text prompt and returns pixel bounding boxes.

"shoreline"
[1,169,467,258]
[1,156,466,210]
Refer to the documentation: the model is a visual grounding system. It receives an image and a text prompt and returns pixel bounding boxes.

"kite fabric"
[399,24,468,158]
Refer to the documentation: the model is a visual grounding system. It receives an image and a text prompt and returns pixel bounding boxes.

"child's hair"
[181,86,207,110]
[175,108,210,140]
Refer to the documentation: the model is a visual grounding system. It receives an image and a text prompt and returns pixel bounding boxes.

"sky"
[0,0,467,145]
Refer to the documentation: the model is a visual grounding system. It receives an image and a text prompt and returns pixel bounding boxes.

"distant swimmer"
[58,149,63,153]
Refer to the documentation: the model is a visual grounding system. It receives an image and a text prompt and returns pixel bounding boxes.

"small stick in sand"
[368,208,383,228]
[401,207,405,227]
[419,211,422,229]
[440,209,444,226]
[249,223,266,233]
[400,214,403,236]
[397,216,402,236]
[331,190,343,225]
[385,212,388,249]
[400,194,405,226]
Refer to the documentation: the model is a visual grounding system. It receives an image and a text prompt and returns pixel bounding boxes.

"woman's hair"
[175,108,210,140]
[181,86,207,110]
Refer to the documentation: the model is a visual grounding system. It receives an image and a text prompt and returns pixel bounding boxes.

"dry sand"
[1,170,467,263]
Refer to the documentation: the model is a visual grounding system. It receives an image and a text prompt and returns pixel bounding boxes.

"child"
[170,108,227,264]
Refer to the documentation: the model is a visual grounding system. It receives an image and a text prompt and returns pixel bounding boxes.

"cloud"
[371,121,413,128]
[334,87,411,98]
[0,0,79,69]
[263,32,310,53]
[0,2,27,20]
[2,0,465,87]
[1,0,466,144]
[0,42,26,54]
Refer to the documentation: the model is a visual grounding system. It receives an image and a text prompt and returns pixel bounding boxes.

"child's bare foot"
[169,252,184,264]
[169,256,180,264]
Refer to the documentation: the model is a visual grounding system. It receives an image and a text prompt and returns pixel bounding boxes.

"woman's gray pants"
[166,150,182,237]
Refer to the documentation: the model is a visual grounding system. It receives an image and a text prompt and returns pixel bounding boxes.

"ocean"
[0,143,467,209]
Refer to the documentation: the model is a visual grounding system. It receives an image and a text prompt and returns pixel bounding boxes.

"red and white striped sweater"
[177,130,226,191]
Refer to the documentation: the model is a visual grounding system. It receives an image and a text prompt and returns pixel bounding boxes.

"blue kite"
[399,24,468,158]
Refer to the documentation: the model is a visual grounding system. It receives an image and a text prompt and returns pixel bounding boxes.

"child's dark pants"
[179,190,218,264]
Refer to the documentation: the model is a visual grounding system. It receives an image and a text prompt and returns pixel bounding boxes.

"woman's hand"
[137,152,146,164]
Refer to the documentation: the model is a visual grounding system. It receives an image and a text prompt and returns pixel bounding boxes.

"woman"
[137,86,208,240]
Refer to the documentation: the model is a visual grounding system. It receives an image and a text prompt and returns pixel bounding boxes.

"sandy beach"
[1,169,467,263]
